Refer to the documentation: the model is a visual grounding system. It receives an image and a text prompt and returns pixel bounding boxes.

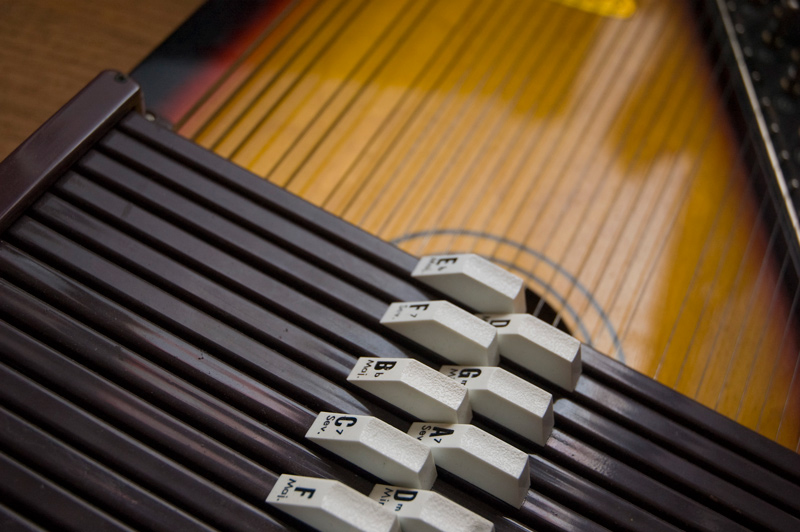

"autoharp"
[1,0,800,531]
[131,0,800,450]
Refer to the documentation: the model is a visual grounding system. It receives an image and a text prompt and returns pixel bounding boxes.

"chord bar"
[411,253,526,313]
[306,412,437,489]
[381,301,499,365]
[347,358,472,423]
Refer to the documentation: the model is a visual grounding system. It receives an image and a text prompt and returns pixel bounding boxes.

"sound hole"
[525,290,572,336]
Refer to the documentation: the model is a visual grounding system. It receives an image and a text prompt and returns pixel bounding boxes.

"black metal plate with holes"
[696,0,800,285]
[1,72,800,532]
[720,0,800,188]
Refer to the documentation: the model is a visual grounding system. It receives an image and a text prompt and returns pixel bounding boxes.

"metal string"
[587,23,732,351]
[319,0,493,215]
[192,0,348,150]
[349,0,522,228]
[224,0,370,160]
[369,2,541,239]
[175,0,307,133]
[508,5,675,324]
[756,262,800,432]
[709,195,781,408]
[614,100,746,368]
[259,3,432,186]
[189,0,325,141]
[736,251,791,420]
[654,147,758,387]
[546,8,700,336]
[411,6,599,259]
[383,1,562,254]
[473,10,651,306]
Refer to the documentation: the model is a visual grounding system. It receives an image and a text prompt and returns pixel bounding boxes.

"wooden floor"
[0,0,203,162]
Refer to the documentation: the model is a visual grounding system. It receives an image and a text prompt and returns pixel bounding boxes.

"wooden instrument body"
[132,0,800,450]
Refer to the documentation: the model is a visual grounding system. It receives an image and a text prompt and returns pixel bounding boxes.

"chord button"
[306,412,437,489]
[440,365,553,446]
[348,358,472,423]
[412,254,526,313]
[408,422,530,508]
[266,474,400,532]
[483,313,581,392]
[369,484,495,532]
[381,301,499,365]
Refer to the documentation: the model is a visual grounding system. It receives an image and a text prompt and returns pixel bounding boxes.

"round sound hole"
[525,289,573,336]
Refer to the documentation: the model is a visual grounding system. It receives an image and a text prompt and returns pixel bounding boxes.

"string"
[192,0,335,144]
[504,9,664,325]
[657,149,758,388]
[470,7,651,313]
[736,252,791,421]
[663,47,773,394]
[209,0,359,153]
[319,0,493,216]
[588,13,732,350]
[348,0,521,228]
[277,3,482,203]
[337,1,510,222]
[553,1,720,344]
[712,194,778,410]
[507,4,675,325]
[368,1,542,240]
[625,2,752,377]
[260,2,432,187]
[665,158,765,392]
[615,99,746,367]
[776,345,800,447]
[389,1,570,257]
[756,264,800,432]
[175,0,306,133]
[547,6,700,335]
[411,6,598,260]
[224,0,370,160]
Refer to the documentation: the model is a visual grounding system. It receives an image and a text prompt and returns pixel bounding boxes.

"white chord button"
[266,474,400,532]
[381,301,499,366]
[440,366,553,445]
[408,422,530,508]
[306,413,437,489]
[348,358,472,423]
[411,254,525,313]
[369,484,495,532]
[482,314,582,392]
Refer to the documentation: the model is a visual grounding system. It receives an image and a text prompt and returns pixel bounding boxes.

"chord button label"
[440,366,553,446]
[412,254,526,313]
[483,313,582,392]
[408,422,530,508]
[369,484,495,532]
[381,301,499,365]
[266,474,400,532]
[306,413,437,489]
[348,358,472,423]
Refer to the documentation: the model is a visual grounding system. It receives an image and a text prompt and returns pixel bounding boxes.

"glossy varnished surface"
[157,0,800,449]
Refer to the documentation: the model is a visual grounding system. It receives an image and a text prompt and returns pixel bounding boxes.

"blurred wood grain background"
[0,0,203,161]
